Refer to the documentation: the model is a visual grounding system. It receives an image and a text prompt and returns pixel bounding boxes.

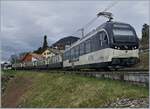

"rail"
[63,70,149,86]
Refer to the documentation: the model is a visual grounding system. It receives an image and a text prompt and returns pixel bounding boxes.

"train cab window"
[113,28,135,42]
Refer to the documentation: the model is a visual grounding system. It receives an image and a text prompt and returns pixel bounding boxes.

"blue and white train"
[63,21,139,70]
[12,21,139,70]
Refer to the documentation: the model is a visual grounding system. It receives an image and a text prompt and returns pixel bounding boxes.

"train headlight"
[132,46,137,50]
[115,46,117,49]
[117,47,120,50]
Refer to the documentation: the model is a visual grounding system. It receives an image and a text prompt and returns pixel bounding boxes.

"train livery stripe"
[63,48,139,67]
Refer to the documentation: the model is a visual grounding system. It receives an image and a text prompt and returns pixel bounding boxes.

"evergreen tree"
[142,24,149,39]
[10,54,19,64]
[141,23,149,49]
[43,35,48,49]
[33,47,42,54]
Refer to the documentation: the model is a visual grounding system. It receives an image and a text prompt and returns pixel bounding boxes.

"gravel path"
[105,98,149,108]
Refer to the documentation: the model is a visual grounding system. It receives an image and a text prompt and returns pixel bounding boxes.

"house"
[40,48,63,58]
[21,53,45,62]
[1,62,12,70]
[51,36,79,50]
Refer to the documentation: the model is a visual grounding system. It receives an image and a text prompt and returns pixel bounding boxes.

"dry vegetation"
[132,52,149,70]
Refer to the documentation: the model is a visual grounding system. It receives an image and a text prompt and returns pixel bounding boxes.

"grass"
[2,70,149,108]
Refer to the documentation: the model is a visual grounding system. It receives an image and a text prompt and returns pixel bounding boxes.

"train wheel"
[114,68,119,71]
[103,67,111,71]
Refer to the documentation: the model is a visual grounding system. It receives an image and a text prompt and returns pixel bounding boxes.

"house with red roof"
[21,53,45,62]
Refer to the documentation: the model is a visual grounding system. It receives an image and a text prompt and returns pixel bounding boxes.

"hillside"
[135,52,149,70]
[51,36,80,50]
[140,23,149,50]
[2,70,149,108]
[140,37,149,50]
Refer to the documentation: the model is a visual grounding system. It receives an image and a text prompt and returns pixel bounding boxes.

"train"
[12,21,139,71]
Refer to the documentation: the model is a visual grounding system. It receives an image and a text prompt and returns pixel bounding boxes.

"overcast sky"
[0,0,149,62]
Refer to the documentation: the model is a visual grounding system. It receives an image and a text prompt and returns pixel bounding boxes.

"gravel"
[105,98,149,108]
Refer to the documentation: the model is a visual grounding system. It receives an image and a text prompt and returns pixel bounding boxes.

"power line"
[83,17,98,29]
[83,0,118,29]
[54,1,119,38]
[103,0,118,12]
[78,0,119,37]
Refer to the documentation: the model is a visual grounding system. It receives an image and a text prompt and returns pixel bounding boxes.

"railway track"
[11,69,149,86]
[62,70,149,86]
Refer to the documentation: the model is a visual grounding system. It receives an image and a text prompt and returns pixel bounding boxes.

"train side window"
[80,43,84,55]
[94,34,99,51]
[74,47,76,58]
[73,48,75,59]
[83,43,85,54]
[68,50,70,60]
[71,49,74,59]
[104,35,107,40]
[79,44,82,56]
[92,35,98,51]
[73,49,74,59]
[103,32,108,45]
[99,32,103,46]
[66,52,67,60]
[64,52,66,60]
[66,52,68,60]
[57,55,59,62]
[85,40,91,54]
[78,45,80,57]
[76,46,79,58]
[90,38,93,52]
[85,41,87,53]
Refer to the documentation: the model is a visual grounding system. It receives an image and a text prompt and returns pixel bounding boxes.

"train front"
[108,22,139,68]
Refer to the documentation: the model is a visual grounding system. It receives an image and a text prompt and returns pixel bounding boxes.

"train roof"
[65,21,132,52]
